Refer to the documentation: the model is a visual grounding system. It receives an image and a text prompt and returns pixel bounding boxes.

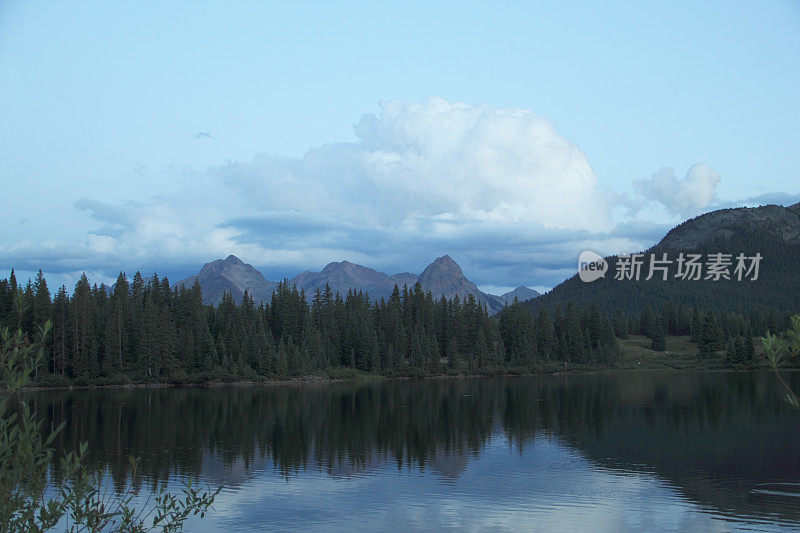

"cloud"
[0,99,709,290]
[215,97,612,232]
[633,164,721,217]
[733,191,800,208]
[218,210,662,288]
[75,199,138,238]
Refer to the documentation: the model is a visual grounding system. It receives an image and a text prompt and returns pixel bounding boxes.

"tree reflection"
[26,372,800,523]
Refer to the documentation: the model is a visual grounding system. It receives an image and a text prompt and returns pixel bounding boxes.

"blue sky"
[1,1,799,293]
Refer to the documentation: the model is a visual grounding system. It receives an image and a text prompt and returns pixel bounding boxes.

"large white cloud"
[217,97,612,232]
[1,98,682,290]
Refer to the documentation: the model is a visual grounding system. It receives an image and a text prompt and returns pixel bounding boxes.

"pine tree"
[598,317,619,366]
[689,306,703,342]
[51,285,70,376]
[612,309,628,339]
[102,272,129,377]
[70,274,96,379]
[699,312,724,358]
[650,315,666,352]
[474,329,489,371]
[32,271,52,373]
[564,303,584,362]
[4,269,19,329]
[535,309,555,359]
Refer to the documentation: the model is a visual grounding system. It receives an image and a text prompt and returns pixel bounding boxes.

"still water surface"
[30,372,800,531]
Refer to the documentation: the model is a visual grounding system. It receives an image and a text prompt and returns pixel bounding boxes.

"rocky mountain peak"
[181,255,277,305]
[416,255,506,313]
[321,260,357,273]
[419,255,465,282]
[180,253,529,314]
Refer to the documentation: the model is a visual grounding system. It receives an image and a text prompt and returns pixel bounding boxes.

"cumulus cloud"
[633,164,721,217]
[216,97,612,232]
[1,98,670,289]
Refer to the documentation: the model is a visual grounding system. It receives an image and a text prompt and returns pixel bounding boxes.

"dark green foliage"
[612,309,628,339]
[499,300,620,367]
[761,316,800,407]
[698,311,724,358]
[2,266,794,384]
[725,336,754,369]
[650,315,667,352]
[0,272,505,382]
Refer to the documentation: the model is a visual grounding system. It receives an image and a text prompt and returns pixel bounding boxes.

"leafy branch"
[761,315,800,408]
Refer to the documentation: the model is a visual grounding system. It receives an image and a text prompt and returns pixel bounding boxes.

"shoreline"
[15,364,789,393]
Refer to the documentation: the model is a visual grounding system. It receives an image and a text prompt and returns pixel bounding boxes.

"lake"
[28,371,800,531]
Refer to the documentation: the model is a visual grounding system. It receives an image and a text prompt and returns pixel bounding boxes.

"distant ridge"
[178,254,533,314]
[498,286,541,305]
[290,261,413,301]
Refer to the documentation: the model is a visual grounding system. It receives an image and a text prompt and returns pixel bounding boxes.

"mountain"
[179,254,520,314]
[523,203,800,315]
[290,261,413,301]
[499,286,541,305]
[179,255,279,305]
[417,255,505,314]
[658,202,800,251]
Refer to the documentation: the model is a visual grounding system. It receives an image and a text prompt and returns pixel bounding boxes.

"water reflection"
[27,372,800,531]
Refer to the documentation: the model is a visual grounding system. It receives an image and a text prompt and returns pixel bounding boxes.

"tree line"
[0,268,794,385]
[1,269,620,385]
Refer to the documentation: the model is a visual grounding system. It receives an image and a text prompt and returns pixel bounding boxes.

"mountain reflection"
[26,372,800,524]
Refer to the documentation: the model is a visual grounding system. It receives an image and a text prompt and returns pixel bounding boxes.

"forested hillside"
[525,203,800,315]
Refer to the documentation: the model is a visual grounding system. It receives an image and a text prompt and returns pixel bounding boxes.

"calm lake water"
[29,372,800,531]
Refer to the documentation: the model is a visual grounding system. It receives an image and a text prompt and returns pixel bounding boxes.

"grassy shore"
[615,334,765,370]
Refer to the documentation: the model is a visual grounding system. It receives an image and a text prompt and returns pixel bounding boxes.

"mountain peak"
[180,255,276,305]
[321,261,341,272]
[417,255,505,313]
[321,260,359,273]
[182,253,517,314]
[422,255,464,278]
[499,286,541,305]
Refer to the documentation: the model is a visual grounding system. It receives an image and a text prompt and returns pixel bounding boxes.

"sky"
[1,1,799,294]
